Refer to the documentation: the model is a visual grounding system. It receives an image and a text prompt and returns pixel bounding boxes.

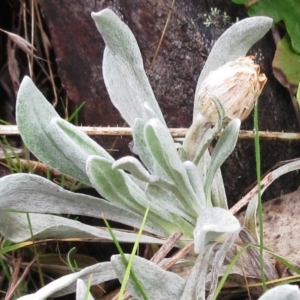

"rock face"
[261,190,300,266]
[37,0,300,206]
[237,189,300,267]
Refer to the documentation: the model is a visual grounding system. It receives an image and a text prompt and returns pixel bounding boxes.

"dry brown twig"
[1,125,300,141]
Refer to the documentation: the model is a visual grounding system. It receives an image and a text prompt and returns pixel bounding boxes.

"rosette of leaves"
[0,8,283,300]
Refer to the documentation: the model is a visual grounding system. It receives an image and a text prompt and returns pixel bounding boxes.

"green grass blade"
[118,206,150,300]
[83,276,93,300]
[0,242,32,254]
[103,218,148,299]
[26,213,45,286]
[211,243,255,300]
[262,247,300,275]
[297,82,300,109]
[68,102,85,123]
[254,99,266,292]
[0,119,10,125]
[67,247,77,273]
[0,253,11,281]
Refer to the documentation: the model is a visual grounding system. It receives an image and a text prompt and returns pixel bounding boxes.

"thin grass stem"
[0,253,11,281]
[26,213,45,286]
[84,275,93,300]
[66,247,77,273]
[103,218,148,300]
[211,243,255,300]
[118,206,150,300]
[254,99,266,292]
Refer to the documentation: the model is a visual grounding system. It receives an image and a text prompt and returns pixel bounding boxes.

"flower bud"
[197,56,267,124]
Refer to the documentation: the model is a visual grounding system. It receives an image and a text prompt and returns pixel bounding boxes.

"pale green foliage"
[0,7,284,300]
[258,284,300,300]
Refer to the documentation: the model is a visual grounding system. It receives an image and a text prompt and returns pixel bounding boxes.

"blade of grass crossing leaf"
[254,99,266,292]
[211,243,255,300]
[67,247,77,273]
[26,213,45,286]
[118,206,150,300]
[83,276,93,300]
[262,248,300,275]
[208,231,241,298]
[103,218,148,300]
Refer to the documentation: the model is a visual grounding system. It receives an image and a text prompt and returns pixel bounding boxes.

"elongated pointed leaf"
[204,119,240,204]
[16,77,87,183]
[92,9,165,127]
[86,155,179,237]
[132,118,170,181]
[193,16,273,118]
[16,77,113,185]
[112,156,159,183]
[198,150,228,209]
[183,161,206,209]
[86,155,150,215]
[0,173,151,231]
[53,116,114,162]
[48,117,114,184]
[0,211,161,244]
[17,262,115,300]
[146,183,194,223]
[245,158,300,236]
[111,254,185,300]
[259,159,300,196]
[193,207,240,254]
[180,243,216,300]
[211,164,228,209]
[144,118,201,214]
[145,184,195,234]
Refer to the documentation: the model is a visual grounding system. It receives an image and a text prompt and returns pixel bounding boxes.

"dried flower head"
[197,56,267,124]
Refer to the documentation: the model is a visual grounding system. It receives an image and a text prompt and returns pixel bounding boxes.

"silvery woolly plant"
[1,8,294,300]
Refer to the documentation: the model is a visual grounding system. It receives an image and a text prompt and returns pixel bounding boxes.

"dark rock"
[37,0,300,207]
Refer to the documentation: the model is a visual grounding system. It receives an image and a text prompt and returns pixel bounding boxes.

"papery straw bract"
[197,56,267,124]
[193,16,273,119]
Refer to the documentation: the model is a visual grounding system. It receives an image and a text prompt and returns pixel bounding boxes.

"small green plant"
[1,7,299,300]
[104,206,150,300]
[203,7,231,27]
